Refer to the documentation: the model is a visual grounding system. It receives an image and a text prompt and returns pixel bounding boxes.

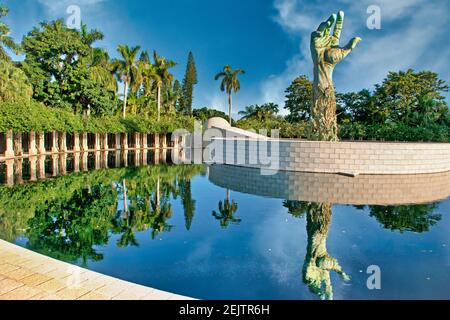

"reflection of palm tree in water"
[149,176,173,238]
[303,203,350,300]
[212,189,241,229]
[285,201,349,300]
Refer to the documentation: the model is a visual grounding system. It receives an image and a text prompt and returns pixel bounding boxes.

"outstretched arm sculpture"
[309,11,361,141]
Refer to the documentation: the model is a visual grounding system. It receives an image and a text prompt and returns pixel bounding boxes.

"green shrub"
[0,101,195,134]
[339,123,450,142]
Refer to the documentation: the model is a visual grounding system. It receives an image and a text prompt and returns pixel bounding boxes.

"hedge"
[339,123,450,142]
[0,101,196,134]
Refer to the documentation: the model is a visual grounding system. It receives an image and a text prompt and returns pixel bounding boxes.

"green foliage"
[180,51,198,115]
[0,164,205,254]
[339,123,450,142]
[0,60,33,103]
[284,76,313,122]
[360,204,442,233]
[193,107,230,124]
[26,185,117,264]
[237,117,307,139]
[21,20,115,115]
[0,101,195,133]
[238,103,279,121]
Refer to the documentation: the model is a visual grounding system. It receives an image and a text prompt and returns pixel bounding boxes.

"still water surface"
[0,151,449,300]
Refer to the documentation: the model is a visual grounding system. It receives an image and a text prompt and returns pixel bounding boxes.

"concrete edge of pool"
[0,240,195,300]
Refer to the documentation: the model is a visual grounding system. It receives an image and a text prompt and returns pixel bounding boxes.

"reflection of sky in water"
[91,175,450,300]
[1,161,449,300]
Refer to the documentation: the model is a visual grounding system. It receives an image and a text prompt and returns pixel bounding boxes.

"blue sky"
[3,0,450,116]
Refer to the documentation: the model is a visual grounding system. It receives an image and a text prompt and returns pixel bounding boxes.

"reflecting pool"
[0,151,449,300]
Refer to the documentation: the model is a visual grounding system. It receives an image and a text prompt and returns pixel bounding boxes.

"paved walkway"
[0,240,194,300]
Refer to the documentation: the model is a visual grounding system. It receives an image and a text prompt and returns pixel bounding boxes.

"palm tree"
[153,51,176,121]
[214,65,245,124]
[239,103,279,121]
[212,190,240,229]
[112,45,141,118]
[80,23,104,46]
[0,6,20,61]
[88,48,117,93]
[238,105,257,120]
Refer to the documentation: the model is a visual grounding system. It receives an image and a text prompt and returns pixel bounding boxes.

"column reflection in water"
[29,157,37,181]
[74,152,80,172]
[5,159,14,186]
[81,152,88,172]
[13,159,23,184]
[37,156,45,179]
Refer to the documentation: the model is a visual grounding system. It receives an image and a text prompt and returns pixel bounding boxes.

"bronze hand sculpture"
[309,11,361,141]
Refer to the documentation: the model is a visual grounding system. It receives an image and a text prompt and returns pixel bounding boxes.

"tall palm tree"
[80,23,104,46]
[112,45,141,118]
[88,48,117,93]
[0,6,20,61]
[153,51,176,121]
[214,65,245,124]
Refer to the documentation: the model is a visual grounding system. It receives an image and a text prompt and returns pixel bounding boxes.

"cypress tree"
[181,51,198,114]
[173,79,182,112]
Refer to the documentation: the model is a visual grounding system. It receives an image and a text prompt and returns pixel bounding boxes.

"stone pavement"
[0,240,194,300]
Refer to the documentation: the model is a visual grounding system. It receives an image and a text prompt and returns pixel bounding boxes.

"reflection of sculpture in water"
[284,201,349,300]
[303,203,350,300]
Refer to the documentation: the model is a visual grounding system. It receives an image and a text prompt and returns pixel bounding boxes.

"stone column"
[29,157,37,181]
[14,133,23,157]
[4,130,14,159]
[59,132,67,153]
[122,133,128,150]
[37,155,45,179]
[29,132,38,156]
[37,132,46,155]
[5,159,14,186]
[73,133,81,153]
[51,131,59,154]
[142,134,148,150]
[115,133,121,150]
[81,133,88,152]
[103,134,109,151]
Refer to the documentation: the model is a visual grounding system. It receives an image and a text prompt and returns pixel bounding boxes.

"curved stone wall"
[208,164,450,205]
[210,138,450,175]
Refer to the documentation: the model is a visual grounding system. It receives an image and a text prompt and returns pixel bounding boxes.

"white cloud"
[261,0,450,107]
